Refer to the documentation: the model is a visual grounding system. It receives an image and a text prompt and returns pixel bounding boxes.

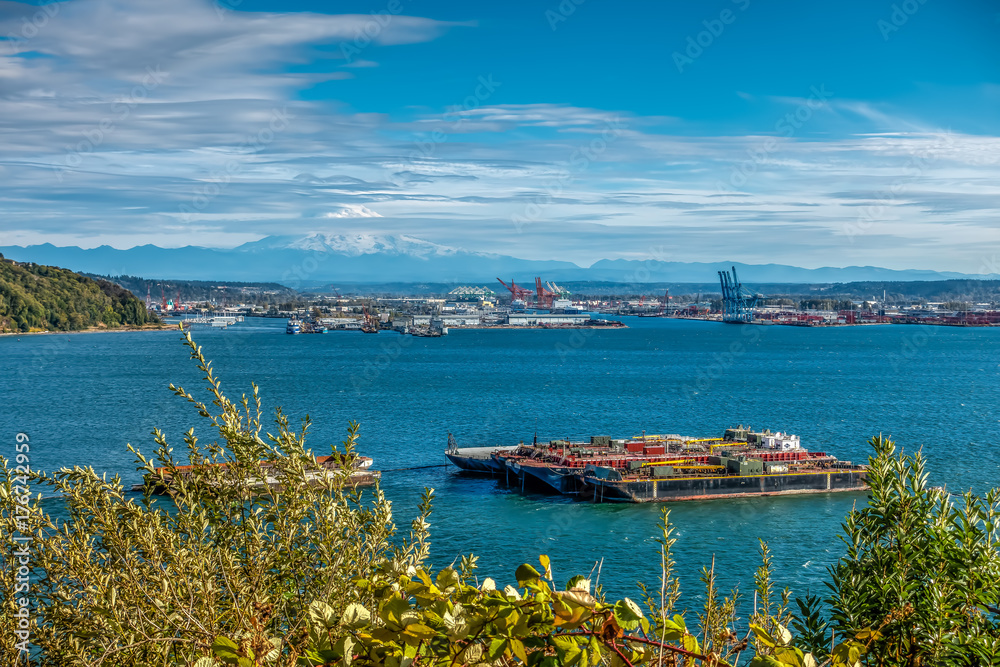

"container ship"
[445,427,867,503]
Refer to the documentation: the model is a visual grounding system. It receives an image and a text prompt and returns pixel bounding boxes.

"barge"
[133,454,378,495]
[445,434,517,474]
[446,427,868,503]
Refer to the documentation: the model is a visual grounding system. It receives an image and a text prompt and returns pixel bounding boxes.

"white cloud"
[0,0,998,271]
[324,204,382,218]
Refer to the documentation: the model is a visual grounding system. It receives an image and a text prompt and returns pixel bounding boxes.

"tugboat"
[360,304,379,333]
[285,318,301,334]
[410,326,443,337]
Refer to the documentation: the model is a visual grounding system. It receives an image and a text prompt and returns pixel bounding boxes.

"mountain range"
[1,233,994,286]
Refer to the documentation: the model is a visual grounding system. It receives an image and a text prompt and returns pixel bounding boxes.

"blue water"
[3,318,999,604]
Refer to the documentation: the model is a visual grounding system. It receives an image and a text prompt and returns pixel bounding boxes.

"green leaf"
[587,637,603,667]
[488,637,508,660]
[212,636,241,664]
[515,563,542,585]
[405,623,437,641]
[341,603,371,630]
[309,601,338,629]
[380,596,411,628]
[335,636,356,665]
[749,658,785,667]
[552,635,583,665]
[751,623,777,649]
[773,646,805,667]
[436,567,460,590]
[613,598,644,631]
[775,623,793,646]
[553,590,596,627]
[510,637,529,663]
[190,658,216,667]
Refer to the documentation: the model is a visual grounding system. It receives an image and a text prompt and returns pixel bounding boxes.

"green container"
[727,458,763,476]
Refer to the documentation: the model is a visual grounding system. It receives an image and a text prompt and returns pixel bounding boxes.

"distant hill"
[87,274,300,306]
[0,234,995,284]
[0,255,157,333]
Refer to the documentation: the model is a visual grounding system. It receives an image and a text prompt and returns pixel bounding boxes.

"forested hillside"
[86,273,300,305]
[0,255,157,333]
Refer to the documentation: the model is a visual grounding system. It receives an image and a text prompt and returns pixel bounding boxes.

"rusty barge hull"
[501,460,581,495]
[445,446,517,474]
[581,470,868,503]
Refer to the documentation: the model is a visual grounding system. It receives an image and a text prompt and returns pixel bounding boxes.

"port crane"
[535,277,555,308]
[659,289,670,315]
[718,266,758,323]
[545,281,570,297]
[496,278,533,303]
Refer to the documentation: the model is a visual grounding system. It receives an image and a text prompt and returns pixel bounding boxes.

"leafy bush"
[795,436,1000,664]
[1,331,429,665]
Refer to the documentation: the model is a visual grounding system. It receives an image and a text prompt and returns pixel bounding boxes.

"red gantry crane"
[534,277,555,309]
[496,278,533,303]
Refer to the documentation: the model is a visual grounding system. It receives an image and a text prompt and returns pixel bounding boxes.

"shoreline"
[0,324,170,337]
[444,324,629,330]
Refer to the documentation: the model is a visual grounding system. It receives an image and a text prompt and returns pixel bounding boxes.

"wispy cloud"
[0,0,998,272]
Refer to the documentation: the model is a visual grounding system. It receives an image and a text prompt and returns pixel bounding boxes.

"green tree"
[795,436,1000,664]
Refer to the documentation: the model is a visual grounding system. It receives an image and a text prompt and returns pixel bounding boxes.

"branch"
[609,639,635,667]
[552,630,710,662]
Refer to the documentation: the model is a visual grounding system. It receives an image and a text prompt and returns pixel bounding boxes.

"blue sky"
[0,0,998,270]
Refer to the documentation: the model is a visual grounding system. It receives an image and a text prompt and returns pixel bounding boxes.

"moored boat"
[133,454,378,495]
[445,434,517,474]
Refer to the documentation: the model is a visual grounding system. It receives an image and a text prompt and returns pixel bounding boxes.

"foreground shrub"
[1,330,430,665]
[794,436,1000,664]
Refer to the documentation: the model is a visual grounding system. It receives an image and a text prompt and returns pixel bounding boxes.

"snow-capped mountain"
[0,234,574,282]
[238,233,462,258]
[0,234,993,284]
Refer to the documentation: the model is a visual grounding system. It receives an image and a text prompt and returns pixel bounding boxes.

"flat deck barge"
[446,427,868,503]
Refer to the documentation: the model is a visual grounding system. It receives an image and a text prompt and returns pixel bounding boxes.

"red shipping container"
[644,445,665,455]
[626,441,644,453]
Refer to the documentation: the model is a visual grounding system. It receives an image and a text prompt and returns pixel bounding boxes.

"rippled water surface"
[3,317,998,601]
